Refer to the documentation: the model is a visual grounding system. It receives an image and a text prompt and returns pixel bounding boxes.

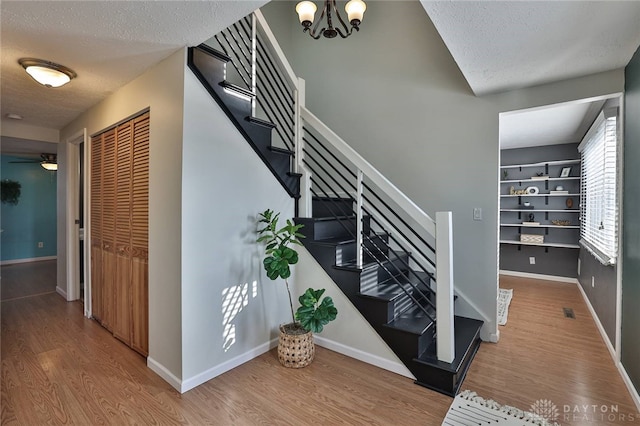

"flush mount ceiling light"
[296,0,366,39]
[40,153,58,171]
[18,58,76,88]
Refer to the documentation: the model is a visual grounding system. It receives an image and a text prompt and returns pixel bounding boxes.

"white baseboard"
[313,335,415,380]
[1,256,57,266]
[499,270,578,284]
[618,362,640,413]
[56,286,68,299]
[147,356,182,392]
[575,281,616,359]
[180,338,278,393]
[574,281,640,412]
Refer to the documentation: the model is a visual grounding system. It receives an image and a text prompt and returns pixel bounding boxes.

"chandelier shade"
[295,0,366,39]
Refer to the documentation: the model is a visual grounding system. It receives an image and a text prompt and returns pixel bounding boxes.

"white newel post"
[436,211,455,363]
[295,78,311,217]
[356,169,364,268]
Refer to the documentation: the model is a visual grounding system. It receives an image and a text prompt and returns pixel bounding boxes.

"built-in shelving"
[500,159,581,169]
[500,193,579,198]
[500,155,581,250]
[500,239,580,249]
[500,224,580,229]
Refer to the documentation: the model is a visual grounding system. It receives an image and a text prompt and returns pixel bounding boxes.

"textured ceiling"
[422,1,640,95]
[0,0,267,132]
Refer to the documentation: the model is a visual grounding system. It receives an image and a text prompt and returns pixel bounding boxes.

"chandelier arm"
[307,27,324,39]
[331,0,352,35]
[310,1,329,37]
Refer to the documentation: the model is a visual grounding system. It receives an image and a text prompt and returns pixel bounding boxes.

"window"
[578,107,619,265]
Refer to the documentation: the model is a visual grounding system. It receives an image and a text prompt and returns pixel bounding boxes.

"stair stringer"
[295,247,415,378]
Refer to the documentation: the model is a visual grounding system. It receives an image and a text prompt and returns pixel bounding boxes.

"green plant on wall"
[1,180,21,205]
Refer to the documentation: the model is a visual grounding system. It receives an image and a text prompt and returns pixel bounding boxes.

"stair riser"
[313,198,355,218]
[303,217,371,241]
[380,326,435,359]
[334,234,390,266]
[359,253,409,294]
[412,336,482,397]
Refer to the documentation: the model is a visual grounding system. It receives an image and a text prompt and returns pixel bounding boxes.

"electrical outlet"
[473,207,482,221]
[37,242,43,248]
[592,276,595,288]
[529,257,535,265]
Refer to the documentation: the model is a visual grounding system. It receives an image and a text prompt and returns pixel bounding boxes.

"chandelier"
[295,0,367,39]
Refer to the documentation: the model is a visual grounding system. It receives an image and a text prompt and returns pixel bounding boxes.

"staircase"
[297,197,482,396]
[187,11,484,397]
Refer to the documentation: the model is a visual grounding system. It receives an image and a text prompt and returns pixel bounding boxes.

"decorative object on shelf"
[566,198,574,209]
[522,221,540,225]
[523,202,531,207]
[295,0,366,39]
[525,186,539,195]
[560,167,571,178]
[257,209,338,368]
[550,190,569,195]
[555,185,563,191]
[502,170,509,180]
[510,186,528,195]
[520,234,544,244]
[551,220,571,226]
[531,174,549,180]
[528,213,535,222]
[1,179,21,205]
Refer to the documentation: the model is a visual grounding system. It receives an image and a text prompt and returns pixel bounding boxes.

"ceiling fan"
[9,153,58,171]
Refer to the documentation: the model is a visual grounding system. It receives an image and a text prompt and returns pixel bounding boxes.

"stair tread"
[307,231,388,246]
[219,81,255,98]
[196,44,231,62]
[413,316,483,372]
[268,146,294,155]
[247,116,277,129]
[384,304,435,335]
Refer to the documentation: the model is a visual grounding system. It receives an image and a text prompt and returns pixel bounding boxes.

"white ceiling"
[422,1,640,96]
[1,1,639,156]
[0,0,267,133]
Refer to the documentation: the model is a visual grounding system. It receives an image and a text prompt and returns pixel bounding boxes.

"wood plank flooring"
[2,274,638,425]
[1,260,56,301]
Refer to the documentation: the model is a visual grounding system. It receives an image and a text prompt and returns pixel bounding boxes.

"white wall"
[261,1,626,367]
[60,49,186,383]
[0,120,60,143]
[180,66,295,390]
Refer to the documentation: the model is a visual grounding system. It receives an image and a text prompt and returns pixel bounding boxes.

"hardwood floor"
[2,275,638,425]
[1,260,57,301]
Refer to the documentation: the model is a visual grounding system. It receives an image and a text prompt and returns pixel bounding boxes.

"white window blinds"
[578,108,618,265]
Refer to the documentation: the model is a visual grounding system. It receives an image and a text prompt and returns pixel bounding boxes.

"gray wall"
[500,143,580,279]
[622,46,640,393]
[261,1,625,345]
[578,250,617,343]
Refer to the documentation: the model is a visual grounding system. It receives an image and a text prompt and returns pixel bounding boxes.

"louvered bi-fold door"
[90,112,149,356]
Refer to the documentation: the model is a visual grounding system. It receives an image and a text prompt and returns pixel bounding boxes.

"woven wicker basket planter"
[278,324,315,368]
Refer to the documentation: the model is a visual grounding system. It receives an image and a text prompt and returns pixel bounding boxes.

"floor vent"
[563,307,575,319]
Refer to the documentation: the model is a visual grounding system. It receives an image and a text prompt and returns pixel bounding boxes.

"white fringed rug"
[442,391,559,425]
[497,288,513,326]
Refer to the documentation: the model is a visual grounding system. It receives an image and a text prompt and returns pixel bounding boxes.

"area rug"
[497,288,513,326]
[442,390,559,425]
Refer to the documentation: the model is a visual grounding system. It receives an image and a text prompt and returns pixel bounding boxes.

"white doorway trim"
[65,129,90,316]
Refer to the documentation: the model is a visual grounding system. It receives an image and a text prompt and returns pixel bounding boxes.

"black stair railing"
[201,10,458,364]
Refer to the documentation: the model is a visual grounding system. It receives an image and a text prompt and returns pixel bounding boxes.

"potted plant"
[1,180,21,205]
[257,209,338,368]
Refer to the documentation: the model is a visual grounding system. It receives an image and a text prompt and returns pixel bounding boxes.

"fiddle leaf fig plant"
[257,209,305,324]
[295,288,338,333]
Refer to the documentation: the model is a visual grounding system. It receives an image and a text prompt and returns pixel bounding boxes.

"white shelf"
[500,223,579,229]
[500,209,580,213]
[500,159,580,169]
[500,239,580,249]
[501,177,580,184]
[500,193,579,198]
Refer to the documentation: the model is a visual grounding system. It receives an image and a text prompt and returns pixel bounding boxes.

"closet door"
[90,134,103,322]
[131,112,149,355]
[101,128,117,331]
[113,122,133,345]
